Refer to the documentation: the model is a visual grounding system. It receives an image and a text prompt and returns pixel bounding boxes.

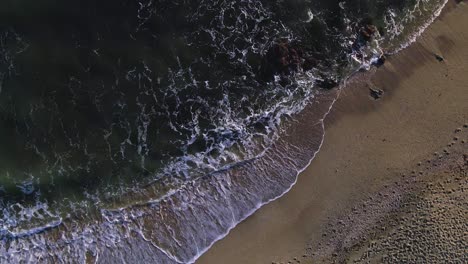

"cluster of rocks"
[261,40,317,78]
[260,40,340,89]
[260,22,386,89]
[356,23,387,67]
[359,24,378,42]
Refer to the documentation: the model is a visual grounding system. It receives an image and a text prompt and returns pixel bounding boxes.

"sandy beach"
[197,1,468,263]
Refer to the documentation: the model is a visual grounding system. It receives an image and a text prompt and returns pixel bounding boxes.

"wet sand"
[197,1,468,263]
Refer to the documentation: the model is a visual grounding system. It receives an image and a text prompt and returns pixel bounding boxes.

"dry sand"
[197,1,468,263]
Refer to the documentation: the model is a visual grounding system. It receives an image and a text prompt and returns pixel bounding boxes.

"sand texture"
[197,1,468,263]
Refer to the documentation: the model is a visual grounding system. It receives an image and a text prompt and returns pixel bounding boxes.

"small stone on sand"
[369,88,384,100]
[434,54,444,62]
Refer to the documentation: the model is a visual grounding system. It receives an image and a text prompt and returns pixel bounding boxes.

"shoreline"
[197,1,468,263]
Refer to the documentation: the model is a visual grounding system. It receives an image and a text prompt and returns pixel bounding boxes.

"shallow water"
[0,0,447,262]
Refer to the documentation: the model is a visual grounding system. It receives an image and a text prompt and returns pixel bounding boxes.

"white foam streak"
[388,0,448,54]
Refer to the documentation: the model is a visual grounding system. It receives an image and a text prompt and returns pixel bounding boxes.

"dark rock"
[360,24,378,42]
[369,88,384,100]
[259,39,336,85]
[373,54,387,67]
[350,23,381,68]
[260,40,317,81]
[302,57,318,71]
[434,54,444,62]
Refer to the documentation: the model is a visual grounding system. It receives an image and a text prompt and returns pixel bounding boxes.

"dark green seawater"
[0,0,447,263]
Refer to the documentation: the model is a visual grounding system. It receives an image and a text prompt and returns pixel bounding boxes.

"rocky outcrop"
[261,40,312,78]
[360,25,378,42]
[259,23,383,87]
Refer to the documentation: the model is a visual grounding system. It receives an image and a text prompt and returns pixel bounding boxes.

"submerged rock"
[360,24,378,42]
[260,40,318,81]
[260,23,382,87]
[260,40,341,89]
[263,40,304,75]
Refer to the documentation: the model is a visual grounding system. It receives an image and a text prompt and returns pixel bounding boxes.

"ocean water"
[0,0,447,263]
